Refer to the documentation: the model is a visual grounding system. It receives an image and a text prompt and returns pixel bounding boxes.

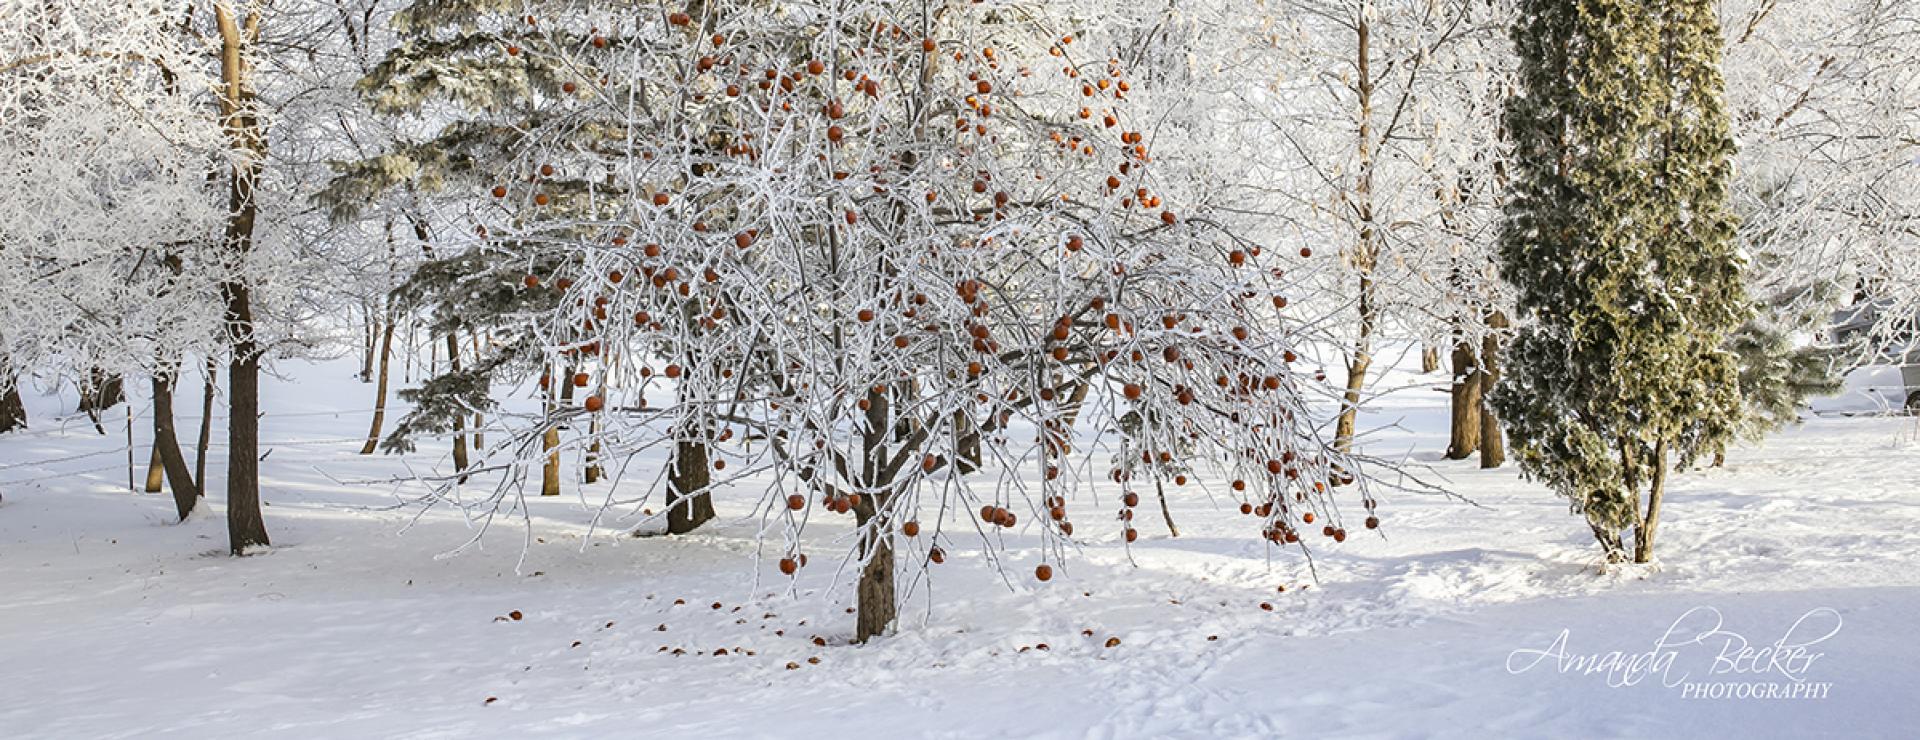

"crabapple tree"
[391,0,1384,642]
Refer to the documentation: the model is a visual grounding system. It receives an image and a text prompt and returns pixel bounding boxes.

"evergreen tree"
[1493,0,1748,563]
[320,0,724,530]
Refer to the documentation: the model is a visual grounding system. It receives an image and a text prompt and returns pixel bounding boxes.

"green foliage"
[1492,0,1749,539]
[1723,282,1847,443]
[383,341,522,454]
[334,1,626,452]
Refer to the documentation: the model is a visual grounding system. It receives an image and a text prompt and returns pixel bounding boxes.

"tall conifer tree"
[1493,0,1747,563]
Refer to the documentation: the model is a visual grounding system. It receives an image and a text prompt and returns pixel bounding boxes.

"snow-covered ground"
[3,359,1918,738]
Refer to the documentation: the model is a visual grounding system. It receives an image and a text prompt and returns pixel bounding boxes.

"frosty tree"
[0,1,231,520]
[1720,0,1919,422]
[1494,0,1747,564]
[1181,0,1519,459]
[374,0,1381,642]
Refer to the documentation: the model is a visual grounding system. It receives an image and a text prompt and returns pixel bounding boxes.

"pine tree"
[1718,279,1846,461]
[1493,0,1748,564]
[321,0,725,526]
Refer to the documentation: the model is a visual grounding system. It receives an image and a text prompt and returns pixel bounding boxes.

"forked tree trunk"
[151,369,200,520]
[1633,440,1669,564]
[666,436,715,534]
[360,319,395,454]
[216,2,268,555]
[1445,339,1481,459]
[1478,321,1506,469]
[1591,522,1627,563]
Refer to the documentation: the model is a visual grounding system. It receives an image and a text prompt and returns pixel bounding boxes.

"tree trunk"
[151,369,200,521]
[1420,344,1441,374]
[195,358,215,492]
[1591,522,1627,563]
[1445,339,1481,459]
[444,332,468,474]
[1478,318,1507,469]
[541,426,561,496]
[360,320,395,454]
[1156,480,1179,537]
[1335,14,1378,453]
[225,353,268,553]
[216,2,269,555]
[666,436,715,533]
[952,408,982,474]
[358,304,376,382]
[79,368,125,415]
[854,516,896,644]
[470,332,485,450]
[1,377,25,433]
[1633,439,1668,564]
[1334,277,1376,451]
[146,446,166,493]
[854,386,896,643]
[584,416,603,484]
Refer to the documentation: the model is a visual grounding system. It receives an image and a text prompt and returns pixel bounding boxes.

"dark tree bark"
[79,368,125,434]
[224,351,268,554]
[1,378,25,433]
[1591,522,1627,563]
[1445,340,1481,459]
[151,369,201,520]
[854,386,896,643]
[194,358,215,491]
[78,368,125,415]
[216,3,269,555]
[666,436,716,534]
[854,510,896,643]
[444,332,468,474]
